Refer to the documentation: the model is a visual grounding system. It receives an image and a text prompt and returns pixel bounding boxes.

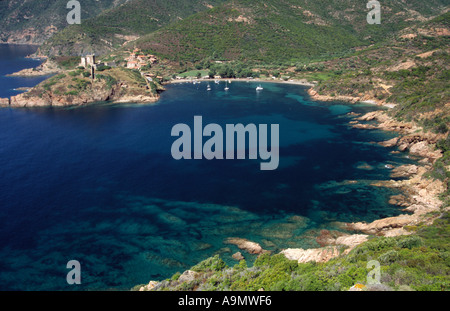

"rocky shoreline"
[137,90,448,290]
[307,88,397,109]
[1,86,159,108]
[6,58,60,77]
[280,104,447,264]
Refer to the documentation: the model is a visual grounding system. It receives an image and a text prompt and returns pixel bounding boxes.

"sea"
[0,44,417,290]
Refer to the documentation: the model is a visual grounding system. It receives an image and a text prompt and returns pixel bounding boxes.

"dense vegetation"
[0,0,129,43]
[132,0,448,64]
[307,13,449,125]
[133,212,449,291]
[38,0,228,56]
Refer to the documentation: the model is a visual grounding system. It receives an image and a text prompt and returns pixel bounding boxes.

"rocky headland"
[0,67,161,108]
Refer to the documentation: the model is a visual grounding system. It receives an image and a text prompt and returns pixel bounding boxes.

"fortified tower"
[80,54,96,67]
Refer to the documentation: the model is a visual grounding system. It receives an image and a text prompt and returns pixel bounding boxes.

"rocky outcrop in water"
[8,87,115,107]
[232,252,245,261]
[0,98,10,106]
[224,238,267,255]
[341,110,448,237]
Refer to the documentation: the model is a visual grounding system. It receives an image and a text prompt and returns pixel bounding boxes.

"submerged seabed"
[0,81,417,290]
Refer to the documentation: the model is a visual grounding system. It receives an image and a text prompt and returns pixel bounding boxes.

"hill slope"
[131,0,448,63]
[0,0,130,44]
[38,0,228,56]
[308,12,450,129]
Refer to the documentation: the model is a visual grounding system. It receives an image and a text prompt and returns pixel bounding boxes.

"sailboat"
[207,84,211,91]
[224,81,229,91]
[256,84,263,91]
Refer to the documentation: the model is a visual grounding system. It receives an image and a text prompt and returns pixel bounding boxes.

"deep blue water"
[0,45,51,98]
[0,45,416,290]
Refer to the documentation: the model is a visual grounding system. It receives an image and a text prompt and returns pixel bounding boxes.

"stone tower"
[80,54,96,67]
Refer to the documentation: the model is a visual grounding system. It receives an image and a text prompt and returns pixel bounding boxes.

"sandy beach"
[163,77,317,87]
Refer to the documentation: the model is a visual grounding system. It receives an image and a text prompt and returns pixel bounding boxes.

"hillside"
[0,0,130,44]
[38,0,228,56]
[131,0,448,63]
[306,13,450,124]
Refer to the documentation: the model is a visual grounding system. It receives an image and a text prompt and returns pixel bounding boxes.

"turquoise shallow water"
[0,47,417,290]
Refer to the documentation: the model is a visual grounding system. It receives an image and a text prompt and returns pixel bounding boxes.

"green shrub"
[64,90,79,96]
[42,80,57,91]
[96,65,111,72]
[437,136,450,152]
[397,235,423,249]
[365,237,397,252]
[191,255,227,272]
[170,272,181,281]
[378,250,399,264]
[96,74,117,89]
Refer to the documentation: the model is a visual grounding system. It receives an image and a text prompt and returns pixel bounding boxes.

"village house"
[126,49,158,70]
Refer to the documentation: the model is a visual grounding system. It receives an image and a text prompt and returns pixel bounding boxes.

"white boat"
[207,85,211,91]
[215,80,220,84]
[224,82,229,91]
[256,85,263,91]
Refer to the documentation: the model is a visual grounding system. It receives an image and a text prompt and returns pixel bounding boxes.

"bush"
[170,272,181,281]
[397,235,423,249]
[191,255,227,272]
[96,65,111,72]
[435,122,449,134]
[42,80,58,91]
[96,74,117,89]
[64,90,79,96]
[436,136,450,152]
[378,250,399,264]
[366,237,397,251]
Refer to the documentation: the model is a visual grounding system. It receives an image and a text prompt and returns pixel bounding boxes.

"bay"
[0,46,416,290]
